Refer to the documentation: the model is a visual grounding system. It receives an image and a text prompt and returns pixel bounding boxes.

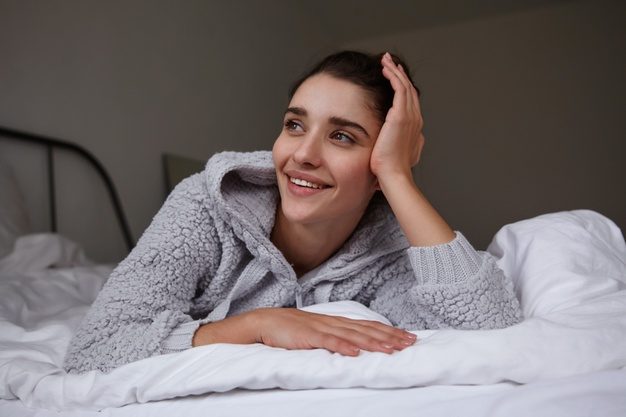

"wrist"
[246,308,265,344]
[376,169,416,193]
[375,168,455,247]
[193,311,260,346]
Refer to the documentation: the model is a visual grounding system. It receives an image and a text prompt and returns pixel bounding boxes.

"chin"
[280,201,322,225]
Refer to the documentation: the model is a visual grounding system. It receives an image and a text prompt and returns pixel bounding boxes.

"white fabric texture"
[0,162,30,259]
[487,209,626,317]
[0,210,625,412]
[2,371,626,417]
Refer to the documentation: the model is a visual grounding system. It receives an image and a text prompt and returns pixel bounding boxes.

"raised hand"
[369,52,456,247]
[370,52,425,181]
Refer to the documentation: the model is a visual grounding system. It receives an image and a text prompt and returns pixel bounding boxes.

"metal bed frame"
[0,125,134,252]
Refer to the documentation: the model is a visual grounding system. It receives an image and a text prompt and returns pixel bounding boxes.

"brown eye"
[331,131,355,144]
[284,120,302,131]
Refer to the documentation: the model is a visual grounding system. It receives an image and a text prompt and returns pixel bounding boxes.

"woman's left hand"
[370,52,425,181]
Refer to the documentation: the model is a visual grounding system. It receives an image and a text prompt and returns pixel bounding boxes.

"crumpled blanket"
[0,210,625,411]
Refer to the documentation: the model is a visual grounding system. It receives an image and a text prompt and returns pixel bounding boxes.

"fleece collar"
[202,151,409,282]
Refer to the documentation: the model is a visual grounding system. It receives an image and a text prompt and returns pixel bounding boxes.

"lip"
[282,169,332,198]
[286,179,327,197]
[284,169,332,188]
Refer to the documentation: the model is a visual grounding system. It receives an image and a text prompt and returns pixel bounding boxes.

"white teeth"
[289,176,324,189]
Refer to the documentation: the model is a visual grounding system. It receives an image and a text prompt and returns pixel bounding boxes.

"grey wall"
[0,0,623,260]
[0,1,336,260]
[344,0,626,248]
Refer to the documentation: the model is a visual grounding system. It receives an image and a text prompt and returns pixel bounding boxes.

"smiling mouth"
[288,176,330,190]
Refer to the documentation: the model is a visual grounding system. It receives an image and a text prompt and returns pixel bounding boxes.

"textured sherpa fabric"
[64,151,523,374]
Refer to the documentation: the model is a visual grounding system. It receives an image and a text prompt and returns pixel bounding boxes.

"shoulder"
[167,171,209,205]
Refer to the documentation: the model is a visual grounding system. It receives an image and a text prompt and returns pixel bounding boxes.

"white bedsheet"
[2,370,626,417]
[0,210,625,414]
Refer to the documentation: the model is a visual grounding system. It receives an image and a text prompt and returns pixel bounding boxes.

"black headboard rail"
[0,125,134,251]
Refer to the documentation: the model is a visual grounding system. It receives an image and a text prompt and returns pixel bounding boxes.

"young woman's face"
[272,73,383,228]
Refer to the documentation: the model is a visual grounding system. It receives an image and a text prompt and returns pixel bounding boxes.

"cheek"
[272,135,289,167]
[337,154,376,189]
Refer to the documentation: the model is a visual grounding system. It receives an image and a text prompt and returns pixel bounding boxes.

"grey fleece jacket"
[64,151,522,374]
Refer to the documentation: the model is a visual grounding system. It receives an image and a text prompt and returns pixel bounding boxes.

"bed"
[1,126,625,416]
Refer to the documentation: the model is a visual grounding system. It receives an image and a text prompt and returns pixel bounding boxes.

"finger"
[395,64,425,139]
[381,54,408,94]
[381,66,408,118]
[382,53,412,94]
[309,313,418,352]
[384,56,419,115]
[397,64,421,114]
[336,317,417,343]
[381,64,406,96]
[395,65,423,127]
[382,56,417,120]
[324,320,417,352]
[341,322,417,351]
[310,332,361,356]
[309,316,392,353]
[323,326,397,354]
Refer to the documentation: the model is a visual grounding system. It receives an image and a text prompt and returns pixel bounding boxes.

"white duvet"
[0,210,625,411]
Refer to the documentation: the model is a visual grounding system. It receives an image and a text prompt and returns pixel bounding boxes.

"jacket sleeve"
[368,231,523,330]
[63,173,221,374]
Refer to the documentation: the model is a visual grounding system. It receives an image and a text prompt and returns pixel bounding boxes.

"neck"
[270,206,365,277]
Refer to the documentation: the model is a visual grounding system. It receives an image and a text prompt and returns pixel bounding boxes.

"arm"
[371,52,455,247]
[368,234,523,330]
[192,307,418,356]
[63,173,220,373]
[367,54,522,328]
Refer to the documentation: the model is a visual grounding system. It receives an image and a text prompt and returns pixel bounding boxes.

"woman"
[64,51,522,374]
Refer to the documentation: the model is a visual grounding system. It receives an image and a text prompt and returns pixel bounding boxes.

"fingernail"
[404,332,417,339]
[401,339,415,346]
[381,342,393,349]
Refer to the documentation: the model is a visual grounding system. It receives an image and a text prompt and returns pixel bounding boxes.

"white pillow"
[0,162,31,259]
[302,300,393,325]
[487,209,626,318]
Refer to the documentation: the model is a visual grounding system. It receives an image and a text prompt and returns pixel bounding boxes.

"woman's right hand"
[194,307,417,356]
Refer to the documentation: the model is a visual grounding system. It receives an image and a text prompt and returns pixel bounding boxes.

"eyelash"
[331,132,354,144]
[283,119,355,144]
[284,120,301,131]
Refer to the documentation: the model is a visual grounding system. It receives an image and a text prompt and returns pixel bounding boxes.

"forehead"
[289,74,377,123]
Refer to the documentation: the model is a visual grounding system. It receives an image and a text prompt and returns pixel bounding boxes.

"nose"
[293,131,322,167]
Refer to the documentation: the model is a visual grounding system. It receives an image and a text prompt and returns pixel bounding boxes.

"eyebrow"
[285,106,371,139]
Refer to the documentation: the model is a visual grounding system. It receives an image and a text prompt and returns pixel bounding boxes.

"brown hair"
[288,50,419,123]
